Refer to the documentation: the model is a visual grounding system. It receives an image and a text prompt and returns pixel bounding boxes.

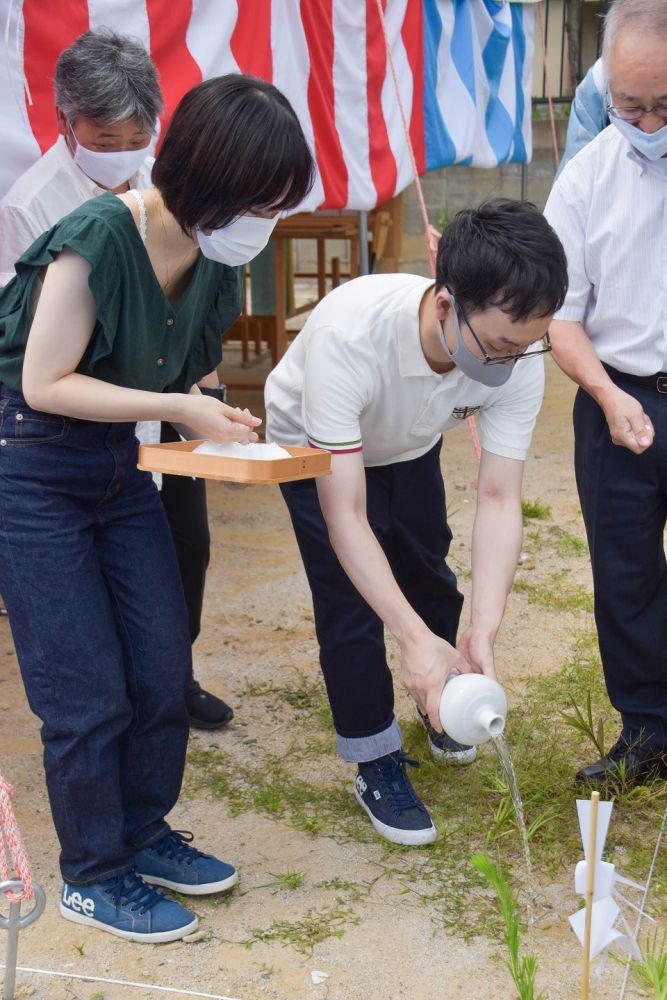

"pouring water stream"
[439,674,534,886]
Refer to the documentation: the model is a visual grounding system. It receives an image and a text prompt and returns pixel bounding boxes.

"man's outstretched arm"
[316,450,474,731]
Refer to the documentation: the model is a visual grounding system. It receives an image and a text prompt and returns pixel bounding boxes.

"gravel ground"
[0,357,652,1000]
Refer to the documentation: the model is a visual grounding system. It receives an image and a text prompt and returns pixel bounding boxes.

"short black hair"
[152,74,315,233]
[435,199,568,321]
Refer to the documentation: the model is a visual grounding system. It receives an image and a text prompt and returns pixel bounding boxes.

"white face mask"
[68,122,150,189]
[195,213,279,266]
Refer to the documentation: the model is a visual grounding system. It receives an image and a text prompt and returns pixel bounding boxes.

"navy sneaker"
[135,830,238,895]
[418,709,477,764]
[60,871,198,943]
[354,751,437,846]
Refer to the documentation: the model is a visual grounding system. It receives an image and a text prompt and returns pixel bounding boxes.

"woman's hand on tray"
[180,396,262,443]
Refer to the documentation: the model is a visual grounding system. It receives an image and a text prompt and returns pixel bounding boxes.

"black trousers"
[574,375,667,751]
[159,422,211,647]
[280,439,464,742]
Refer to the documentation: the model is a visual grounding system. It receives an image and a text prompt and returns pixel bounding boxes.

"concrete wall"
[397,117,569,276]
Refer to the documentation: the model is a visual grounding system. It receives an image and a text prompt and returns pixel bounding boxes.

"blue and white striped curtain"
[423,0,535,169]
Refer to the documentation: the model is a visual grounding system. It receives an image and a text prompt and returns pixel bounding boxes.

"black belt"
[604,365,667,393]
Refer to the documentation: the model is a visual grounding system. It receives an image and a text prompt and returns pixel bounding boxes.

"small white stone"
[183,929,208,943]
[310,971,329,985]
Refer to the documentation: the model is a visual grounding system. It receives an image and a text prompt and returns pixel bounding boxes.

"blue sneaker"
[135,830,238,895]
[417,709,477,764]
[354,751,437,846]
[60,871,198,943]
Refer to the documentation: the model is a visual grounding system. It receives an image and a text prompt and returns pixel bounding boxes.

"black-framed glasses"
[606,100,667,124]
[457,302,552,366]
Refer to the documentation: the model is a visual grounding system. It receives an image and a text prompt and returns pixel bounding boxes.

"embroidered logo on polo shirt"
[451,406,481,420]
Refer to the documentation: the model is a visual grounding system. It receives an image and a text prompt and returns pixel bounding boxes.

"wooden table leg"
[317,239,326,300]
[274,236,287,366]
[350,237,359,277]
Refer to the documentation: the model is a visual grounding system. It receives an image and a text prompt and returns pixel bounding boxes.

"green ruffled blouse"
[0,192,243,394]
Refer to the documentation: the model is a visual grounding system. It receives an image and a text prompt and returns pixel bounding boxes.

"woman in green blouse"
[0,74,314,943]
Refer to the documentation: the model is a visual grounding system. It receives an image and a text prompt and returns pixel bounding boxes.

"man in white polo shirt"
[265,199,567,845]
[544,0,667,787]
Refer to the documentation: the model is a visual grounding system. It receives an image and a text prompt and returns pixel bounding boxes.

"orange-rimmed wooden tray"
[137,441,331,484]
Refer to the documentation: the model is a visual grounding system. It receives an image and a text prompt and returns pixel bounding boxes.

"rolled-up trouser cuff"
[336,718,402,763]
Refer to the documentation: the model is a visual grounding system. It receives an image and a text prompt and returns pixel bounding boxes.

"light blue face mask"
[611,116,667,161]
[437,310,513,388]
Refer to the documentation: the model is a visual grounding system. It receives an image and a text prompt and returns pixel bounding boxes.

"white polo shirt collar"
[396,280,438,377]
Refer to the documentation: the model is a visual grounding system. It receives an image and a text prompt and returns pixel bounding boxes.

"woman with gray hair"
[0,28,237,731]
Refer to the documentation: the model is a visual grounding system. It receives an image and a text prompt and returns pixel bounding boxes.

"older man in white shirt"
[544,0,667,786]
[0,28,234,730]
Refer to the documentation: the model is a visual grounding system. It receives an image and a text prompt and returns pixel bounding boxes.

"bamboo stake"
[582,790,600,1000]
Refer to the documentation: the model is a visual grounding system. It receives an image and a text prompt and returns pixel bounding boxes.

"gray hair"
[54,28,163,132]
[602,0,667,67]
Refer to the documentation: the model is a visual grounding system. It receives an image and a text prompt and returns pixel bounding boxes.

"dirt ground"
[0,352,656,1000]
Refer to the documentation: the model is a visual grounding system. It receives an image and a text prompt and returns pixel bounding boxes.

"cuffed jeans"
[280,439,463,763]
[0,387,191,884]
[574,375,667,752]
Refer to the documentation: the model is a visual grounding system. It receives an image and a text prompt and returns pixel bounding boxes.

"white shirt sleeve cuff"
[553,304,586,323]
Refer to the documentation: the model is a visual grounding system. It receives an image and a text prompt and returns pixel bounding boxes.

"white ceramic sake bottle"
[438,673,508,745]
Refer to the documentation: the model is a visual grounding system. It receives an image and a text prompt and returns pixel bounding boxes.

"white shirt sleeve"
[478,355,545,461]
[301,326,371,453]
[0,202,45,285]
[543,165,593,323]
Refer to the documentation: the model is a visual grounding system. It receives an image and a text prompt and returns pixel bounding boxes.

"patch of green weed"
[258,869,305,891]
[548,525,588,558]
[513,571,593,613]
[240,678,332,732]
[471,852,544,1000]
[631,930,667,999]
[521,499,552,523]
[242,903,360,955]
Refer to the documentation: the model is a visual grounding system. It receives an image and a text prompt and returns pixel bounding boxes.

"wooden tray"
[137,441,331,484]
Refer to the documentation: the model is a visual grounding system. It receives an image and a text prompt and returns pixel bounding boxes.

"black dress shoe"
[186,680,235,731]
[576,737,667,787]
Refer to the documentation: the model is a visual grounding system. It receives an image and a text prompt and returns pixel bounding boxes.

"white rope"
[618,799,667,1000]
[0,964,243,999]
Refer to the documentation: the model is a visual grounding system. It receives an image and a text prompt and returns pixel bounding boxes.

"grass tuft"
[471,852,544,1000]
[521,499,552,523]
[631,930,667,1000]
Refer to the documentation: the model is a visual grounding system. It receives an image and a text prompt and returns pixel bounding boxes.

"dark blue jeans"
[0,387,192,884]
[280,439,463,763]
[574,376,667,752]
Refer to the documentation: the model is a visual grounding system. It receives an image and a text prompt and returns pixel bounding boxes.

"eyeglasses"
[456,302,552,366]
[606,101,667,124]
